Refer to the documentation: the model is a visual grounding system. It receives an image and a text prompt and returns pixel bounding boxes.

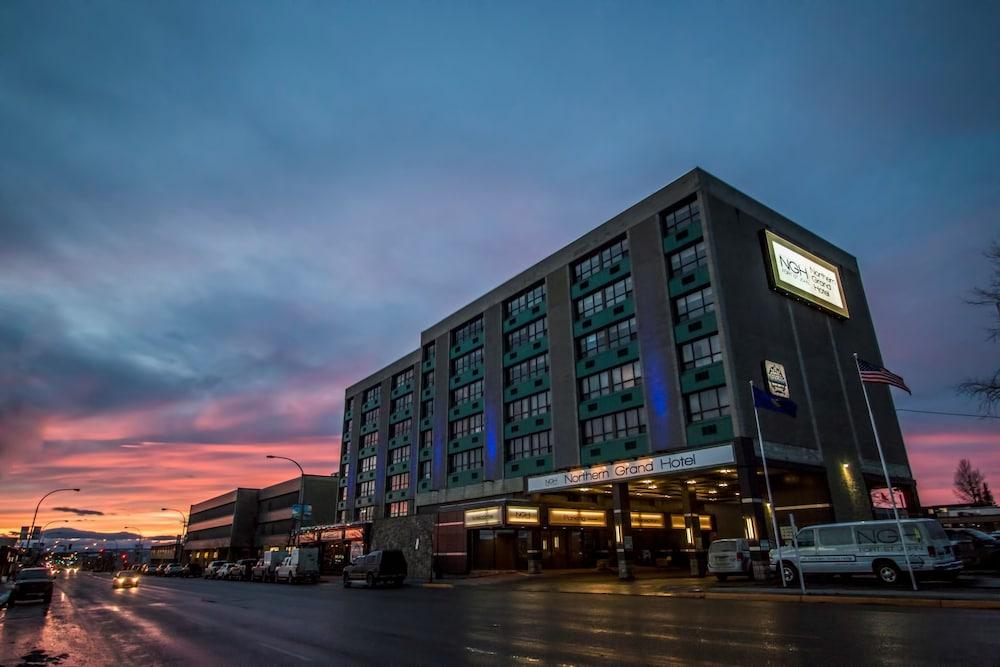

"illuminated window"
[579,361,642,400]
[388,473,408,491]
[582,408,646,445]
[573,237,628,283]
[359,456,377,473]
[390,419,411,439]
[389,446,410,465]
[363,385,381,404]
[386,501,408,518]
[674,286,714,322]
[361,432,379,449]
[362,407,380,425]
[686,386,730,422]
[505,283,545,317]
[342,419,352,440]
[358,480,376,497]
[679,334,722,370]
[357,506,374,521]
[577,317,637,359]
[418,460,432,480]
[420,430,433,449]
[391,394,413,413]
[576,276,633,318]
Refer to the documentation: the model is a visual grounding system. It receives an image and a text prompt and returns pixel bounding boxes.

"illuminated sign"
[630,512,665,529]
[668,514,713,530]
[699,515,713,531]
[464,507,502,528]
[527,444,735,493]
[670,514,686,529]
[762,230,849,319]
[763,360,790,398]
[506,506,540,525]
[548,509,607,527]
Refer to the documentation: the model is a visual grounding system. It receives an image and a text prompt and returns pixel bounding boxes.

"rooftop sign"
[526,443,735,493]
[762,230,850,319]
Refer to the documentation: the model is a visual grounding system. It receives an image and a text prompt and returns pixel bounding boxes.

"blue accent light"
[485,409,499,477]
[637,331,671,448]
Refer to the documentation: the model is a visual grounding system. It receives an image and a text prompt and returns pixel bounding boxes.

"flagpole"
[749,380,785,587]
[853,353,918,591]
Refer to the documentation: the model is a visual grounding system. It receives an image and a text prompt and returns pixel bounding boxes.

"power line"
[896,408,999,419]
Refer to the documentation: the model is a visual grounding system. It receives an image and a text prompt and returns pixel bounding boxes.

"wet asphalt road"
[1,571,998,666]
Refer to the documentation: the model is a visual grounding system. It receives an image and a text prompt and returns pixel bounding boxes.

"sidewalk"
[421,567,1000,609]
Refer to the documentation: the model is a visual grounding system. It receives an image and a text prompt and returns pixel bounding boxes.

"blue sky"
[1,1,998,532]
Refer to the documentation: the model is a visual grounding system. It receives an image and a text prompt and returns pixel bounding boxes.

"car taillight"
[927,546,937,557]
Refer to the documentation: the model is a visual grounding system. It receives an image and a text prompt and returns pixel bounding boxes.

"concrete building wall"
[370,514,435,581]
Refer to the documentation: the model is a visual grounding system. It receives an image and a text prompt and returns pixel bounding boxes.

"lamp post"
[40,520,68,545]
[124,526,143,565]
[161,508,188,563]
[27,488,80,559]
[266,455,305,548]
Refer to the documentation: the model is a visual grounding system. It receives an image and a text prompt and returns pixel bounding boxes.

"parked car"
[707,538,753,581]
[251,550,288,582]
[228,560,257,581]
[154,563,169,576]
[163,563,185,577]
[945,528,1000,569]
[343,550,407,588]
[112,570,140,589]
[181,562,203,578]
[215,563,240,580]
[8,568,54,605]
[203,560,228,579]
[275,548,321,584]
[771,518,962,585]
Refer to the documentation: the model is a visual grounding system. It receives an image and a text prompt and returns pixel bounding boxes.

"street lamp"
[27,488,80,555]
[161,508,188,563]
[40,519,68,543]
[124,526,144,566]
[266,455,305,547]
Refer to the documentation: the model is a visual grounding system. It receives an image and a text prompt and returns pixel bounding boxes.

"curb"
[613,589,1000,610]
[421,583,454,589]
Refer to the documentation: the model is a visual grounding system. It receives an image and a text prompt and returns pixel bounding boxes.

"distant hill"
[42,528,179,543]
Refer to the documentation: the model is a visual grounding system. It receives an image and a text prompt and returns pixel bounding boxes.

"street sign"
[19,526,29,541]
[292,504,313,521]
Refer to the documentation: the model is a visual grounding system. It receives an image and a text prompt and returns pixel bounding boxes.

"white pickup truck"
[274,547,320,584]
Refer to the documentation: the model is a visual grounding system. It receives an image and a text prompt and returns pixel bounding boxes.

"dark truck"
[342,550,407,588]
[8,567,54,605]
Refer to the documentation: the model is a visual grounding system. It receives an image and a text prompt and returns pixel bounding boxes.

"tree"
[958,241,1000,415]
[953,458,995,506]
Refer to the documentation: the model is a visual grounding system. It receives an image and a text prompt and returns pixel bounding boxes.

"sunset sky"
[2,2,998,538]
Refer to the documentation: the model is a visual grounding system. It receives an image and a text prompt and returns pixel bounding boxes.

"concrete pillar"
[735,436,772,580]
[682,485,706,577]
[611,482,634,580]
[527,528,542,575]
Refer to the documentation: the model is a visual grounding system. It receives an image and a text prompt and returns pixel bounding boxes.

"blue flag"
[753,386,798,417]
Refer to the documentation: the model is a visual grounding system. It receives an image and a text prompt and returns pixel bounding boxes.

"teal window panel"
[360,422,379,436]
[386,461,409,476]
[578,388,645,420]
[447,431,485,454]
[387,433,412,449]
[356,469,376,483]
[580,433,649,465]
[570,258,631,300]
[449,334,484,359]
[502,301,547,334]
[573,299,635,338]
[685,415,734,446]
[504,455,553,478]
[420,386,435,401]
[389,382,413,400]
[503,337,549,367]
[421,358,434,373]
[389,406,413,424]
[503,412,551,439]
[361,397,380,412]
[447,468,484,487]
[343,409,352,421]
[667,264,712,298]
[418,447,433,462]
[385,488,410,502]
[575,339,641,377]
[419,416,434,431]
[418,479,433,492]
[673,312,719,345]
[354,495,375,507]
[663,219,704,254]
[358,445,378,458]
[679,362,727,393]
[336,500,346,511]
[449,398,484,422]
[503,374,550,402]
[449,364,485,390]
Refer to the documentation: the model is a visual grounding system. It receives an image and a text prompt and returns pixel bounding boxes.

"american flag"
[857,358,911,394]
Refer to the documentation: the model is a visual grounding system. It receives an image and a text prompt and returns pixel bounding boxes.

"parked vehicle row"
[203,548,322,584]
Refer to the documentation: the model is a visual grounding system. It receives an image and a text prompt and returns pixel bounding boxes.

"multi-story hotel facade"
[338,168,916,576]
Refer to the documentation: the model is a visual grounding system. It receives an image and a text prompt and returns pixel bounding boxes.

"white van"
[707,538,753,581]
[770,518,962,585]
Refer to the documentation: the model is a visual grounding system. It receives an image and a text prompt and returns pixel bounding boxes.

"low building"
[149,541,183,565]
[185,488,259,564]
[925,504,1000,533]
[257,474,340,551]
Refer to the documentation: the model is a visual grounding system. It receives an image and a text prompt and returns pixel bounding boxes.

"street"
[1,572,998,666]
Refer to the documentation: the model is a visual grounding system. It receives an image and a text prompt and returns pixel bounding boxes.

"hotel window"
[362,407,380,425]
[388,473,409,491]
[360,456,377,473]
[420,429,433,449]
[577,317,637,359]
[451,380,484,406]
[345,397,354,413]
[387,501,408,518]
[573,237,629,283]
[342,419,352,438]
[579,361,642,401]
[451,348,484,375]
[361,432,379,449]
[576,276,633,318]
[337,510,348,524]
[341,462,350,479]
[391,393,413,413]
[364,385,381,404]
[506,390,551,421]
[389,445,410,465]
[422,370,434,388]
[449,447,483,473]
[358,506,375,521]
[680,334,722,371]
[661,196,701,234]
[506,283,545,317]
[452,316,484,346]
[674,286,714,322]
[669,241,708,276]
[392,367,414,390]
[358,480,376,497]
[582,407,647,445]
[449,413,484,439]
[421,399,434,418]
[506,431,551,460]
[390,419,411,439]
[418,460,432,480]
[507,318,547,349]
[338,486,347,502]
[423,341,436,362]
[506,353,549,385]
[687,386,730,422]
